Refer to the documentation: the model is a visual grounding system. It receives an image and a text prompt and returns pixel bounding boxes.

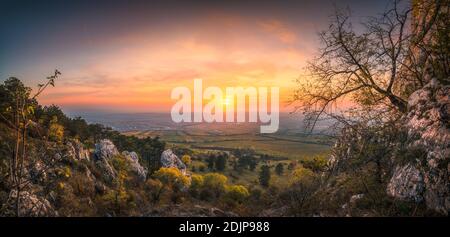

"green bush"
[224,185,250,205]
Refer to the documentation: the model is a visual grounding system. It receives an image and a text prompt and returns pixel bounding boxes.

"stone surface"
[94,139,119,161]
[66,139,90,161]
[160,149,186,174]
[387,79,449,214]
[387,164,424,202]
[7,190,55,217]
[94,139,119,181]
[123,151,147,181]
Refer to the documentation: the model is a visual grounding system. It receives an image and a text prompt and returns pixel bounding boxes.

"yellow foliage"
[57,166,72,178]
[190,174,204,188]
[291,166,316,185]
[58,182,65,190]
[225,185,250,204]
[154,167,189,188]
[203,173,227,189]
[181,155,191,166]
[49,122,64,142]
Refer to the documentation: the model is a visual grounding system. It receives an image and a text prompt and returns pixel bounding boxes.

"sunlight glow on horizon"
[0,1,392,114]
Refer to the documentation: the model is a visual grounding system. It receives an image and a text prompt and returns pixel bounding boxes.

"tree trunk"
[388,95,408,113]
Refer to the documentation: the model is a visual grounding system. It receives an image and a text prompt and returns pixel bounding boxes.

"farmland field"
[122,122,333,160]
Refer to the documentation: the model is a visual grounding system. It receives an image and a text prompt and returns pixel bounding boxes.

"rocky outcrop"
[95,139,119,160]
[160,149,186,174]
[387,164,424,202]
[387,79,449,214]
[66,139,90,161]
[6,190,56,217]
[123,151,147,181]
[94,139,148,182]
[94,139,119,181]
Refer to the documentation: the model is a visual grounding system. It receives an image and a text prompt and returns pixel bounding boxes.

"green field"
[124,123,333,160]
[123,123,332,188]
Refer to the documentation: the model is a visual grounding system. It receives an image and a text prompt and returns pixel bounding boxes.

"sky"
[0,0,396,114]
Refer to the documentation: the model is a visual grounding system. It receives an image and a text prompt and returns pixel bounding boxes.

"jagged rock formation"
[94,139,147,182]
[160,149,187,174]
[66,139,90,161]
[326,79,449,215]
[387,164,425,202]
[387,79,449,214]
[95,139,119,160]
[94,139,119,182]
[123,151,147,181]
[6,190,55,217]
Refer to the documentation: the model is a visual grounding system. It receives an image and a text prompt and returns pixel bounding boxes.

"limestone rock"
[29,160,47,184]
[123,151,147,181]
[387,79,449,214]
[94,139,118,181]
[160,149,186,174]
[387,164,424,202]
[7,190,56,217]
[94,139,119,160]
[66,139,90,161]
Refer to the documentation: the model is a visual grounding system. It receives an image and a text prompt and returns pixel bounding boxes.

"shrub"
[302,155,328,172]
[275,163,284,176]
[224,185,250,205]
[145,178,164,203]
[153,167,189,190]
[281,167,320,216]
[199,173,227,200]
[181,155,191,166]
[48,116,64,143]
[259,165,271,187]
[189,174,204,198]
[291,166,315,184]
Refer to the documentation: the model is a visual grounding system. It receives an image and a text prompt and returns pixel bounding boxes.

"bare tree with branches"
[293,0,448,132]
[0,70,61,216]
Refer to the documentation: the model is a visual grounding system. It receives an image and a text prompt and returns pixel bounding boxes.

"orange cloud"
[259,19,297,44]
[36,14,310,113]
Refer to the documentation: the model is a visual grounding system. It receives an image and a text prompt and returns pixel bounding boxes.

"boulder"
[94,139,119,161]
[123,151,148,181]
[387,164,424,202]
[160,149,187,174]
[94,139,118,181]
[66,139,90,161]
[7,190,56,217]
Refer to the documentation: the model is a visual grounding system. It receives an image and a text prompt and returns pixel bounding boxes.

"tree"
[275,163,284,176]
[0,70,61,216]
[293,0,448,132]
[282,168,320,216]
[236,149,258,171]
[259,165,271,187]
[142,137,166,176]
[206,154,215,170]
[215,153,227,171]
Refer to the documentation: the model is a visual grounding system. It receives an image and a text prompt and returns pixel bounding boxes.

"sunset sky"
[0,0,394,114]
